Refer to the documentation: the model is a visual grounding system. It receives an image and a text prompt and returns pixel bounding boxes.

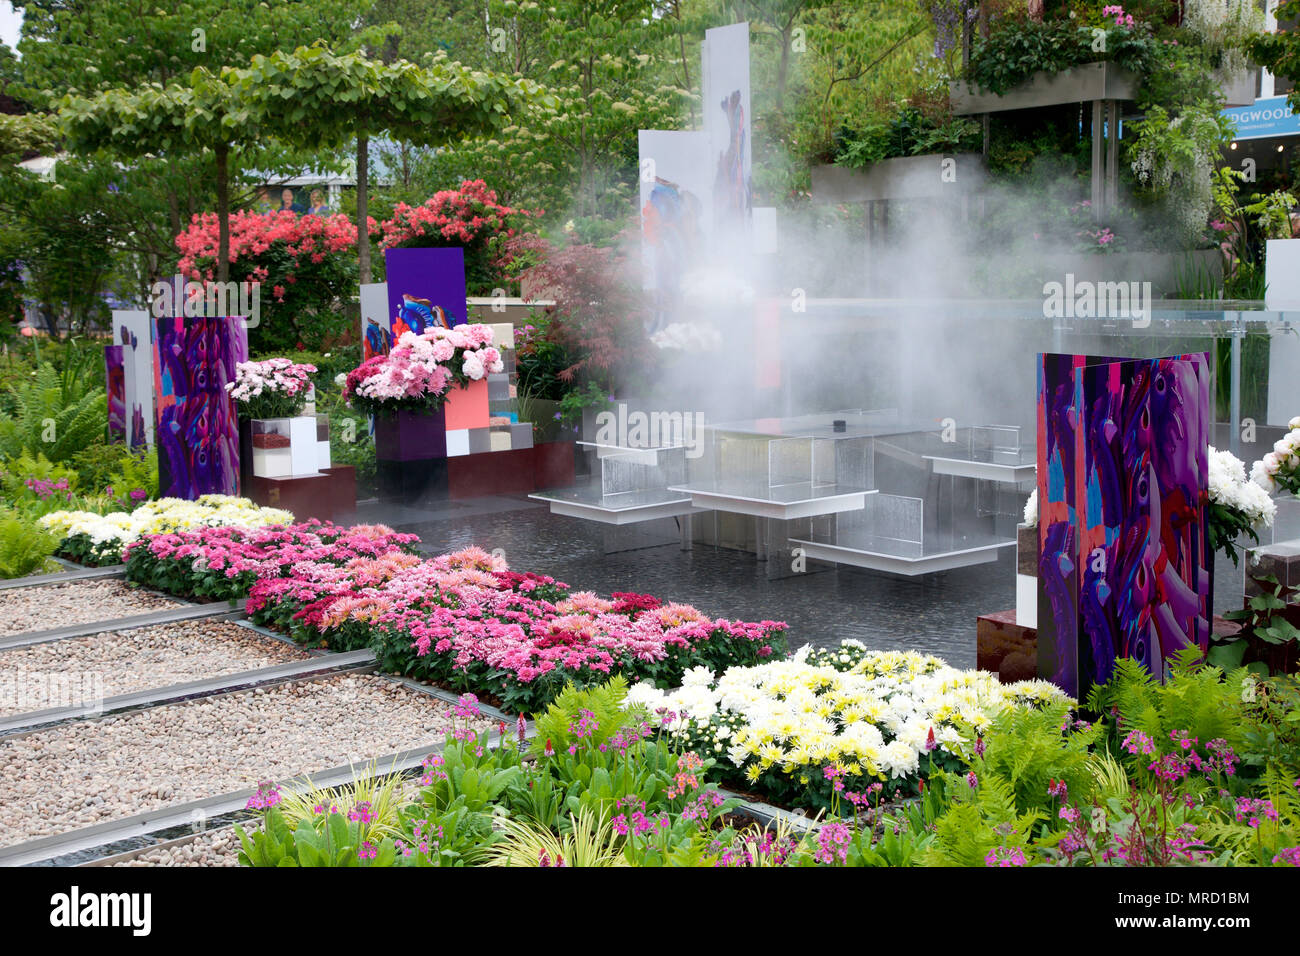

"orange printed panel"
[443,379,489,430]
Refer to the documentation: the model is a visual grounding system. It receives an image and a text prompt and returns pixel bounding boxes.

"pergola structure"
[950,62,1139,221]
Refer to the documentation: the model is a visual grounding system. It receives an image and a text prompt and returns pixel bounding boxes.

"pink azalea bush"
[343,324,504,418]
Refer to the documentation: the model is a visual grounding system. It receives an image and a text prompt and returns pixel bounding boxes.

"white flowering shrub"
[1184,0,1264,78]
[40,495,294,565]
[1023,487,1038,528]
[625,642,1070,811]
[1208,446,1276,566]
[1130,104,1231,246]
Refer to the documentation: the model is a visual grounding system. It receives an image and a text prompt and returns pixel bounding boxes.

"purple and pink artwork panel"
[1037,352,1209,698]
[105,345,126,443]
[383,247,468,341]
[153,316,248,499]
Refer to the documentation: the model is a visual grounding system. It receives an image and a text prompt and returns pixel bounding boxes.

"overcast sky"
[1,2,21,51]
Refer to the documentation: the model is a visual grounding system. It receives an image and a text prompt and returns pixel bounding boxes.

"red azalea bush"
[377,179,540,295]
[174,210,364,353]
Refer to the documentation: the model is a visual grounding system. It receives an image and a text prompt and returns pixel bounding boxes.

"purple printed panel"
[153,316,248,499]
[379,247,468,360]
[1037,352,1209,698]
[105,345,126,444]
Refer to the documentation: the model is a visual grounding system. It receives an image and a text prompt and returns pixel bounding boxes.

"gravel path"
[0,620,311,717]
[0,579,178,636]
[107,777,432,867]
[0,674,476,848]
[110,827,244,867]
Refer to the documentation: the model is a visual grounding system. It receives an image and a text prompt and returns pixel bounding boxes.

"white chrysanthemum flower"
[681,665,715,688]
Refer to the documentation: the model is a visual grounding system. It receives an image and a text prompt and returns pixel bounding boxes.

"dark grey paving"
[357,494,1249,671]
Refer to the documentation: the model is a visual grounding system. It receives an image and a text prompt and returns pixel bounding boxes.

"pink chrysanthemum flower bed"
[123,520,423,601]
[244,545,785,712]
[123,526,786,713]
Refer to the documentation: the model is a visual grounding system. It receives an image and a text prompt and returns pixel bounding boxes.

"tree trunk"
[357,133,371,284]
[215,142,230,285]
[777,28,791,114]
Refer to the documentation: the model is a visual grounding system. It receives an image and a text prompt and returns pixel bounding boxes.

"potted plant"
[343,325,504,490]
[227,357,326,479]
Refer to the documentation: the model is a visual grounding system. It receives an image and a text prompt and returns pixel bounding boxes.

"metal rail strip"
[0,599,246,651]
[1,736,452,867]
[715,788,818,834]
[81,826,244,868]
[0,651,377,737]
[8,666,530,866]
[0,565,126,591]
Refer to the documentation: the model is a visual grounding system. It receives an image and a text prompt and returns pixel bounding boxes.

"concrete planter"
[1005,249,1222,299]
[951,61,1140,115]
[811,153,987,203]
[1219,68,1257,108]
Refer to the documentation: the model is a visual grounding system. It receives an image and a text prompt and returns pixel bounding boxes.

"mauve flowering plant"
[240,544,786,712]
[343,324,504,418]
[226,357,318,420]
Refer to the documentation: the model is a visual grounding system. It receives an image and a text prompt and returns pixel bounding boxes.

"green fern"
[979,700,1100,815]
[528,676,632,759]
[1089,651,1252,764]
[0,362,107,463]
[918,773,1046,867]
[0,510,58,579]
[1197,766,1300,865]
